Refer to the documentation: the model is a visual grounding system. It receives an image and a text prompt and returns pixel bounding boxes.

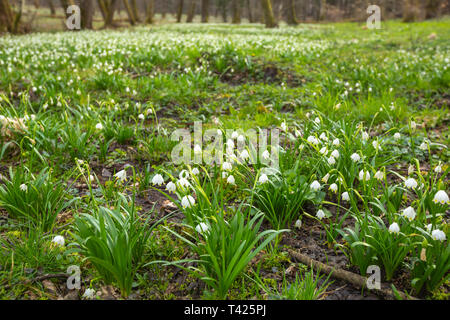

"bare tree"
[260,0,277,27]
[186,0,196,22]
[80,0,94,29]
[246,0,253,22]
[146,0,155,23]
[176,0,184,22]
[201,0,209,22]
[282,0,298,24]
[232,0,241,23]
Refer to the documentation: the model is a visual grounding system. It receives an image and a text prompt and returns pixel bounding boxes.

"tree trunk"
[146,0,154,23]
[246,0,253,22]
[105,0,119,26]
[80,0,94,29]
[425,0,441,19]
[131,0,140,21]
[97,0,108,21]
[402,0,420,22]
[232,0,241,23]
[260,0,277,27]
[186,0,196,22]
[48,0,56,15]
[0,0,14,33]
[282,0,298,24]
[123,0,136,25]
[220,0,227,22]
[176,0,184,22]
[201,0,209,22]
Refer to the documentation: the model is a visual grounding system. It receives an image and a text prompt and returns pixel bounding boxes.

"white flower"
[350,153,360,162]
[240,149,249,160]
[280,122,287,131]
[327,156,336,165]
[226,139,235,149]
[434,165,442,174]
[95,123,103,130]
[227,175,235,185]
[341,191,350,201]
[426,224,433,233]
[372,140,381,150]
[404,178,418,189]
[389,223,400,234]
[82,288,96,300]
[314,117,320,124]
[262,150,270,160]
[433,190,449,205]
[331,150,339,159]
[431,229,446,241]
[402,206,416,221]
[222,161,232,171]
[166,181,176,192]
[138,114,145,120]
[20,184,27,192]
[316,209,326,220]
[152,174,164,186]
[307,135,319,145]
[237,135,245,143]
[179,170,189,179]
[259,174,269,184]
[332,138,340,146]
[231,131,239,139]
[394,132,401,140]
[192,167,200,175]
[322,173,330,183]
[176,177,189,188]
[310,180,321,191]
[114,169,127,182]
[408,164,415,176]
[361,131,369,141]
[358,170,371,181]
[419,142,427,151]
[181,195,195,209]
[52,235,65,247]
[410,121,416,130]
[222,171,228,179]
[294,219,302,229]
[194,144,202,154]
[319,132,328,141]
[329,183,338,193]
[374,170,384,181]
[319,147,328,155]
[195,222,209,234]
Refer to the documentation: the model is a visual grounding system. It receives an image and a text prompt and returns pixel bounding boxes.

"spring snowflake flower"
[361,131,369,141]
[410,121,417,130]
[307,135,319,145]
[431,229,446,241]
[321,173,330,184]
[358,170,371,181]
[138,114,145,120]
[95,123,103,130]
[433,190,449,205]
[329,183,338,193]
[374,170,384,181]
[342,192,350,201]
[152,174,164,186]
[194,144,202,154]
[83,288,96,300]
[404,178,418,189]
[262,150,270,160]
[222,161,232,171]
[237,135,245,143]
[280,122,287,131]
[319,132,328,141]
[394,132,401,140]
[52,235,65,247]
[310,180,321,191]
[372,140,381,150]
[419,142,427,151]
[332,138,340,146]
[295,219,302,229]
[222,171,228,179]
[226,139,235,149]
[402,206,416,221]
[177,177,189,188]
[179,170,189,179]
[227,175,235,185]
[319,147,328,155]
[434,165,442,174]
[259,174,269,184]
[316,209,326,220]
[389,223,400,234]
[350,153,360,162]
[331,150,339,159]
[195,222,209,234]
[408,164,415,176]
[240,149,250,160]
[314,117,321,124]
[231,131,239,139]
[327,156,336,165]
[192,167,200,175]
[181,195,195,209]
[114,169,127,182]
[166,181,176,192]
[20,184,27,192]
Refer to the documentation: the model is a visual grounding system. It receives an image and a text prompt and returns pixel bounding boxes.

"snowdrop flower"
[434,165,442,174]
[138,114,145,120]
[227,175,235,185]
[322,173,330,183]
[433,190,449,205]
[374,170,384,181]
[402,206,416,221]
[114,169,127,182]
[95,123,103,130]
[222,161,232,171]
[329,183,338,193]
[195,222,209,235]
[192,167,200,175]
[259,174,269,184]
[389,223,400,234]
[310,180,321,191]
[331,150,339,159]
[20,184,27,192]
[82,288,96,300]
[316,209,326,220]
[181,195,195,209]
[342,192,350,201]
[350,153,360,162]
[394,132,401,140]
[332,138,340,146]
[152,174,164,186]
[166,181,176,192]
[52,235,65,247]
[361,131,369,141]
[262,150,270,160]
[419,142,427,151]
[194,144,202,154]
[404,178,418,189]
[177,177,189,188]
[431,229,446,241]
[327,156,336,165]
[358,170,371,181]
